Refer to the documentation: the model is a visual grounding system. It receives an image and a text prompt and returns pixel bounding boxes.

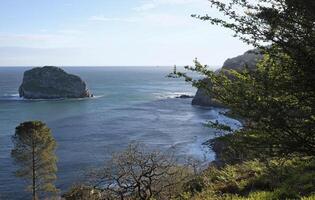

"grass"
[179,157,315,200]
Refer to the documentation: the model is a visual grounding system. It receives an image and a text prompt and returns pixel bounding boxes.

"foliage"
[176,52,315,160]
[11,121,58,199]
[171,0,315,159]
[184,157,315,200]
[194,0,315,73]
[63,184,102,200]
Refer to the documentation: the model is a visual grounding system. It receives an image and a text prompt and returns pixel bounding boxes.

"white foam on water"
[0,93,23,101]
[91,95,105,99]
[153,92,194,99]
[4,93,19,97]
[206,109,242,131]
[0,93,105,101]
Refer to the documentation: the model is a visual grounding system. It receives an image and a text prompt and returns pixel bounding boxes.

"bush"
[63,185,101,200]
[187,157,315,200]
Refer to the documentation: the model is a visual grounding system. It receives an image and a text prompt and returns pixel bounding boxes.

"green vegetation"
[11,121,58,200]
[63,146,315,200]
[174,0,315,159]
[182,158,315,200]
[169,0,315,199]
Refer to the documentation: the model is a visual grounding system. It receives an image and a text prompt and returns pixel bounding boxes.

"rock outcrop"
[19,66,92,99]
[192,49,263,107]
[191,79,222,107]
[176,94,194,99]
[221,49,263,71]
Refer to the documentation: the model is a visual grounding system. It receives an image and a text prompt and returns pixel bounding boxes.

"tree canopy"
[11,121,58,199]
[173,0,315,160]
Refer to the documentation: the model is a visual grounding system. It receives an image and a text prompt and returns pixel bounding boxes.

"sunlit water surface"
[0,67,241,199]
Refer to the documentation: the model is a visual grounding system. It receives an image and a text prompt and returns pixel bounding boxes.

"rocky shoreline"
[192,49,262,166]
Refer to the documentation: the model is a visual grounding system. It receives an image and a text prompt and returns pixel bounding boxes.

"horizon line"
[0,65,221,68]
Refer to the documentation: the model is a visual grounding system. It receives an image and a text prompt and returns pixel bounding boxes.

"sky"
[0,0,251,67]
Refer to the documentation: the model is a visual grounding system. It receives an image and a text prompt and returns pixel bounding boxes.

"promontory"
[192,49,263,107]
[19,66,92,99]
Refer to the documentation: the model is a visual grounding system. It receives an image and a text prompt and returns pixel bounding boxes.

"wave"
[153,92,195,99]
[0,93,24,101]
[0,93,105,101]
[206,109,242,131]
[91,95,105,99]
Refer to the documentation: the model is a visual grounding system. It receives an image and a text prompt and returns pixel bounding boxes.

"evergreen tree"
[173,0,315,159]
[11,121,58,199]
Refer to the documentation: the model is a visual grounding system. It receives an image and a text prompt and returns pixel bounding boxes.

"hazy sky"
[0,0,251,66]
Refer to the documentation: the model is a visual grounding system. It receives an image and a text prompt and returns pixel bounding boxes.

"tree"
[195,0,315,73]
[88,143,192,200]
[11,121,58,199]
[172,0,315,159]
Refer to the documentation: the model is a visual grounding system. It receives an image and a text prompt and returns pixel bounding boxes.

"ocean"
[0,67,241,199]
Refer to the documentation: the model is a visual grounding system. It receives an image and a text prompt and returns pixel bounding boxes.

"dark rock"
[19,66,92,99]
[176,94,194,99]
[222,49,263,71]
[209,137,227,166]
[192,79,214,106]
[192,49,263,107]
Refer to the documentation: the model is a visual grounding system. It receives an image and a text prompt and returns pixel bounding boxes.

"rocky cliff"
[222,49,263,71]
[19,66,92,99]
[192,49,263,107]
[191,78,223,107]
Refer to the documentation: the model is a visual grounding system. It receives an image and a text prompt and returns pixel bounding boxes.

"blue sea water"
[0,67,241,199]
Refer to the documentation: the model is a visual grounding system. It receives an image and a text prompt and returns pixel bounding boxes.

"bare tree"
[88,144,192,200]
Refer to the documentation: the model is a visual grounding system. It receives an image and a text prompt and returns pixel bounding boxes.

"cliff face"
[191,79,212,106]
[222,49,263,71]
[191,79,223,107]
[19,66,91,99]
[192,49,263,107]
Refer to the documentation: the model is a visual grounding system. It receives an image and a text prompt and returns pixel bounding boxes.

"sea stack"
[19,66,92,99]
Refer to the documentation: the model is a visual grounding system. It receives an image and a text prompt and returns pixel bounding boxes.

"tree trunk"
[32,135,36,200]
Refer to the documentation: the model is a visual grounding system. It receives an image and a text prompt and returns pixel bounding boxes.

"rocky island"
[19,66,92,99]
[192,49,263,107]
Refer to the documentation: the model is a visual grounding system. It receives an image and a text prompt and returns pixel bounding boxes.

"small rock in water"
[177,95,194,99]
